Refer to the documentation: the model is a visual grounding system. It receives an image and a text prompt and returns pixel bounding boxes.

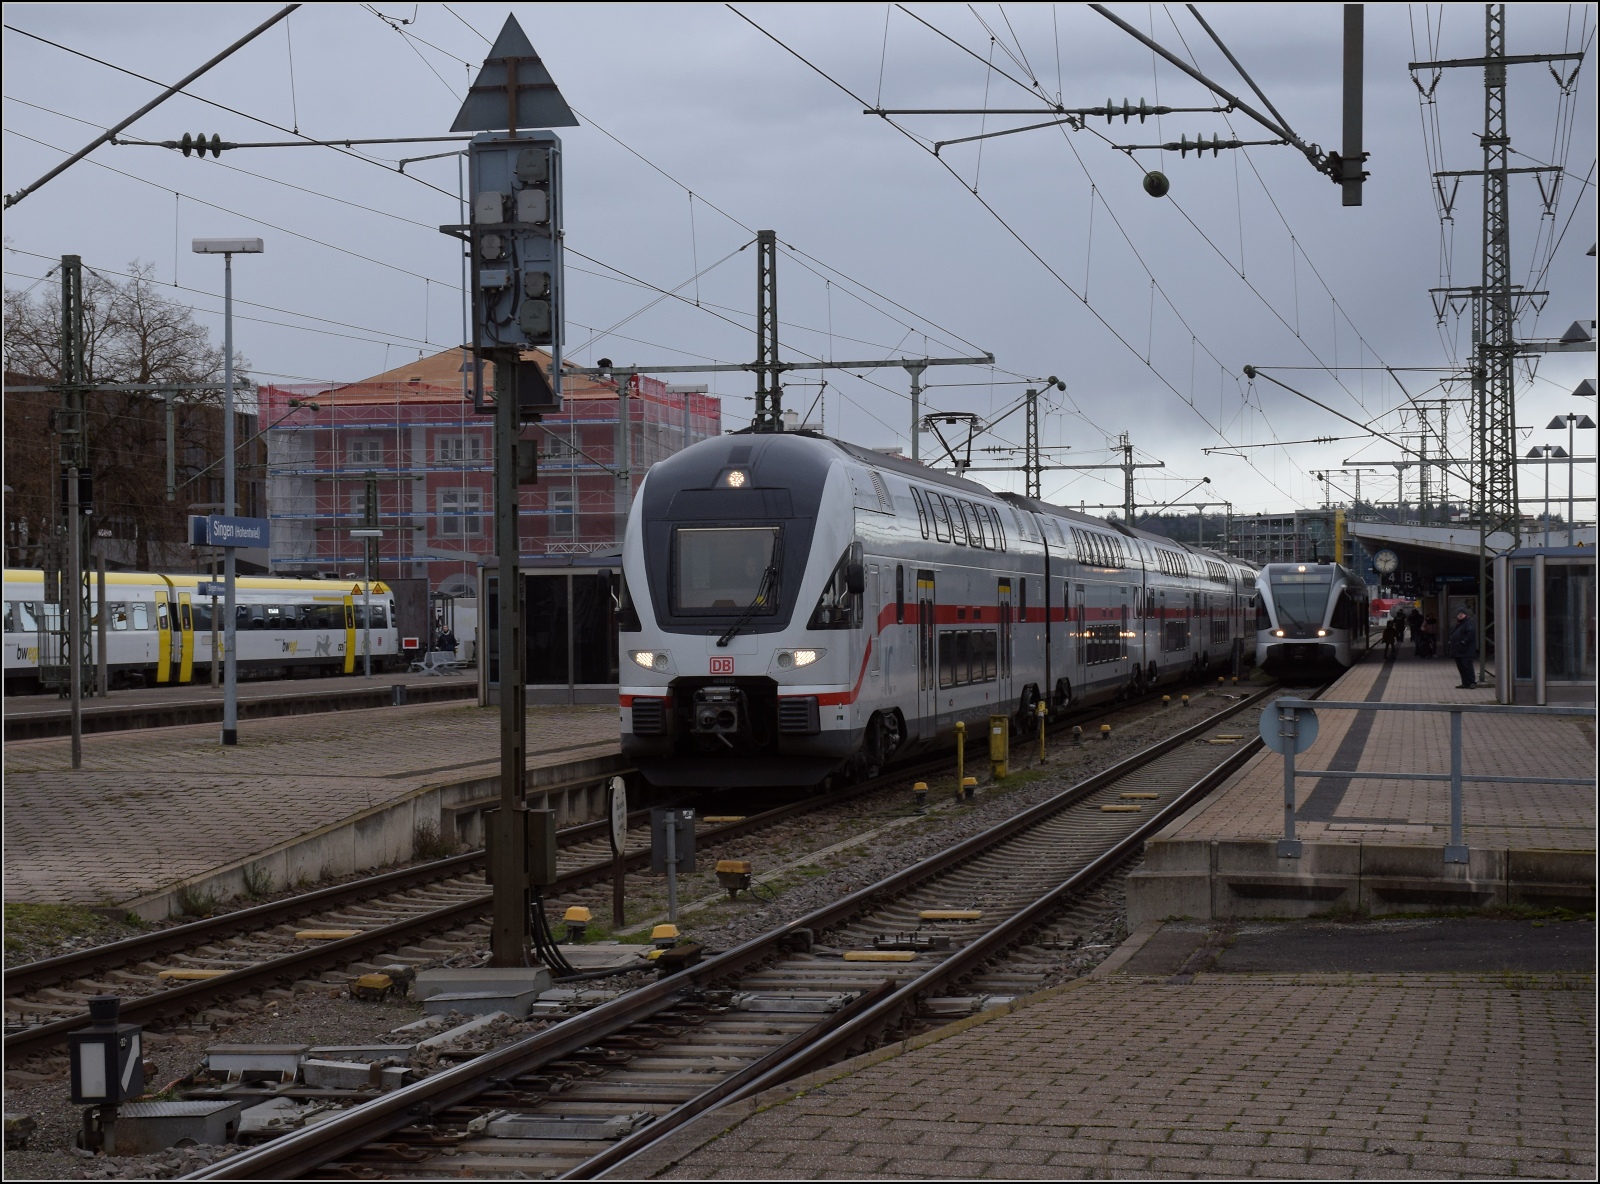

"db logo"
[709,657,735,675]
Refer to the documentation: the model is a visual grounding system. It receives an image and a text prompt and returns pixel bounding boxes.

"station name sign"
[188,514,271,548]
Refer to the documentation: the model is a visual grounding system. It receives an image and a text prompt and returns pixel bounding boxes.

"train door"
[1119,588,1130,672]
[916,570,936,733]
[176,592,195,683]
[342,594,357,674]
[996,578,1013,704]
[868,564,882,680]
[1071,583,1087,693]
[153,581,174,683]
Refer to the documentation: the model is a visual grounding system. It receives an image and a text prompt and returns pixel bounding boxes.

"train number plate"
[709,657,734,674]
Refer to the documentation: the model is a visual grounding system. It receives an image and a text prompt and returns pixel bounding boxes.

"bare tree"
[4,263,251,569]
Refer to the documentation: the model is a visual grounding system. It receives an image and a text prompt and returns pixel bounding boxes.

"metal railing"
[1270,698,1596,864]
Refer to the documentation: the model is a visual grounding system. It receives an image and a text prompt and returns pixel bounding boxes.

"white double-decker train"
[3,569,401,694]
[619,432,1258,788]
[1253,561,1371,676]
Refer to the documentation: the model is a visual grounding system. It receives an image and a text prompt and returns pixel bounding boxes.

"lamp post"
[350,528,382,677]
[1549,414,1598,546]
[1527,445,1561,546]
[191,237,263,745]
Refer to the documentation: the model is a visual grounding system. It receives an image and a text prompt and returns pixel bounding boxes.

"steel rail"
[4,800,647,999]
[186,685,1278,1181]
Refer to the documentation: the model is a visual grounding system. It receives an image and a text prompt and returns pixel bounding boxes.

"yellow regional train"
[2,569,400,694]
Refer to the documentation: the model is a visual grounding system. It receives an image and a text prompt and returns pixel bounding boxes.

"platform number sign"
[709,656,734,675]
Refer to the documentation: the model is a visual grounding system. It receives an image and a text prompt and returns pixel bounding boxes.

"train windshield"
[674,526,781,613]
[1269,572,1333,630]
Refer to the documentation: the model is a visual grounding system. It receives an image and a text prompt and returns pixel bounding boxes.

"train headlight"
[1273,630,1285,637]
[1316,629,1327,637]
[774,648,824,670]
[629,650,671,672]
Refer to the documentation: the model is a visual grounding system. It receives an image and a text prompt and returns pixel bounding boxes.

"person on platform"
[1447,610,1478,688]
[1420,614,1439,658]
[1381,615,1399,660]
[436,626,459,655]
[1408,606,1424,644]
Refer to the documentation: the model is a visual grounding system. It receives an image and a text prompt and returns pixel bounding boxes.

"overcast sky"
[4,3,1594,517]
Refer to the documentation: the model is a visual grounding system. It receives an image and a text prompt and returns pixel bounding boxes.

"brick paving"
[2,700,617,905]
[661,969,1595,1180]
[1165,652,1595,851]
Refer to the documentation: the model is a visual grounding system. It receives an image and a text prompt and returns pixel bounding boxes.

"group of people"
[1380,604,1480,688]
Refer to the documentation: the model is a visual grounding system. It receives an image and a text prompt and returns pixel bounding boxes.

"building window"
[349,490,369,521]
[348,438,383,466]
[543,434,568,460]
[550,488,574,537]
[438,488,484,537]
[436,434,485,462]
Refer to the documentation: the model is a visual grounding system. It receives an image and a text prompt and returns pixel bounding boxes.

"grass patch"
[413,821,460,862]
[241,864,274,900]
[4,902,136,955]
[174,884,222,918]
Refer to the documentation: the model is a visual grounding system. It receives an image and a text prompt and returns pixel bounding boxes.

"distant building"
[259,348,720,595]
[1231,509,1368,573]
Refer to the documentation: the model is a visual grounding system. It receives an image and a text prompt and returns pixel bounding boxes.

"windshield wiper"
[716,564,777,648]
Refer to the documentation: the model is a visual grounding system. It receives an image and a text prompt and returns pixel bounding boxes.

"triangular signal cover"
[451,15,578,132]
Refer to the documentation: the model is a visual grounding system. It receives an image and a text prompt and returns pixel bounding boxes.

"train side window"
[911,489,930,539]
[130,603,149,630]
[192,602,212,632]
[6,601,41,632]
[989,506,1007,550]
[1017,577,1027,625]
[969,504,989,548]
[895,565,905,624]
[156,601,170,631]
[371,604,388,628]
[109,603,129,630]
[981,629,997,681]
[928,494,952,543]
[1253,595,1271,630]
[265,604,286,628]
[938,631,955,688]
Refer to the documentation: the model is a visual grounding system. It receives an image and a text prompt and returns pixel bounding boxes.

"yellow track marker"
[919,909,982,921]
[157,969,230,980]
[1100,804,1142,813]
[1119,793,1159,800]
[704,816,746,824]
[1214,734,1244,740]
[294,929,361,940]
[844,950,915,962]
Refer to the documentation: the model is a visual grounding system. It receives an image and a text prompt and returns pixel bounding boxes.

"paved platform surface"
[1166,653,1595,851]
[3,669,477,728]
[645,919,1595,1180]
[3,699,617,905]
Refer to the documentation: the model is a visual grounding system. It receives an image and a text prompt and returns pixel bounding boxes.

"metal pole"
[664,817,678,925]
[1569,417,1577,547]
[490,351,529,967]
[165,390,176,502]
[96,547,108,698]
[1444,709,1468,863]
[67,466,83,769]
[222,253,239,746]
[1276,708,1301,857]
[1544,448,1552,547]
[616,373,631,546]
[362,546,372,678]
[906,362,927,463]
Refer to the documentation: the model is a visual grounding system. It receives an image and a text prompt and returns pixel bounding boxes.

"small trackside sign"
[402,637,421,650]
[709,656,734,675]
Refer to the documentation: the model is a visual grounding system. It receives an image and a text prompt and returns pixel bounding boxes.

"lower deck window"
[938,629,997,688]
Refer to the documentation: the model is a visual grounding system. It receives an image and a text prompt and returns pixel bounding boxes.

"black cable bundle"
[528,889,578,978]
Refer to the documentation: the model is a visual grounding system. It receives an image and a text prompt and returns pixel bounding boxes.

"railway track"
[4,678,1240,1062]
[186,683,1292,1181]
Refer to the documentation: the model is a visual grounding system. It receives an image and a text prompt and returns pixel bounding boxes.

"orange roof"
[312,347,622,407]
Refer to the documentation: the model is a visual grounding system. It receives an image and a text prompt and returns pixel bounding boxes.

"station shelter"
[477,554,621,707]
[1495,546,1597,705]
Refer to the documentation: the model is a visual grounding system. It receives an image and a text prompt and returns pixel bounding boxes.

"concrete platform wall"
[119,751,628,921]
[1128,838,1596,927]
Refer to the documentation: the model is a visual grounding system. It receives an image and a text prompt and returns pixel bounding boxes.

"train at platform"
[1253,561,1371,677]
[618,431,1259,788]
[2,569,401,694]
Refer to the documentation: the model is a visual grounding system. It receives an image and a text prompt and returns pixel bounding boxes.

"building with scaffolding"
[259,348,720,596]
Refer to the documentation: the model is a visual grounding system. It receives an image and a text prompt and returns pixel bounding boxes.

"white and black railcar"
[619,432,1257,788]
[1253,561,1370,675]
[3,569,401,693]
